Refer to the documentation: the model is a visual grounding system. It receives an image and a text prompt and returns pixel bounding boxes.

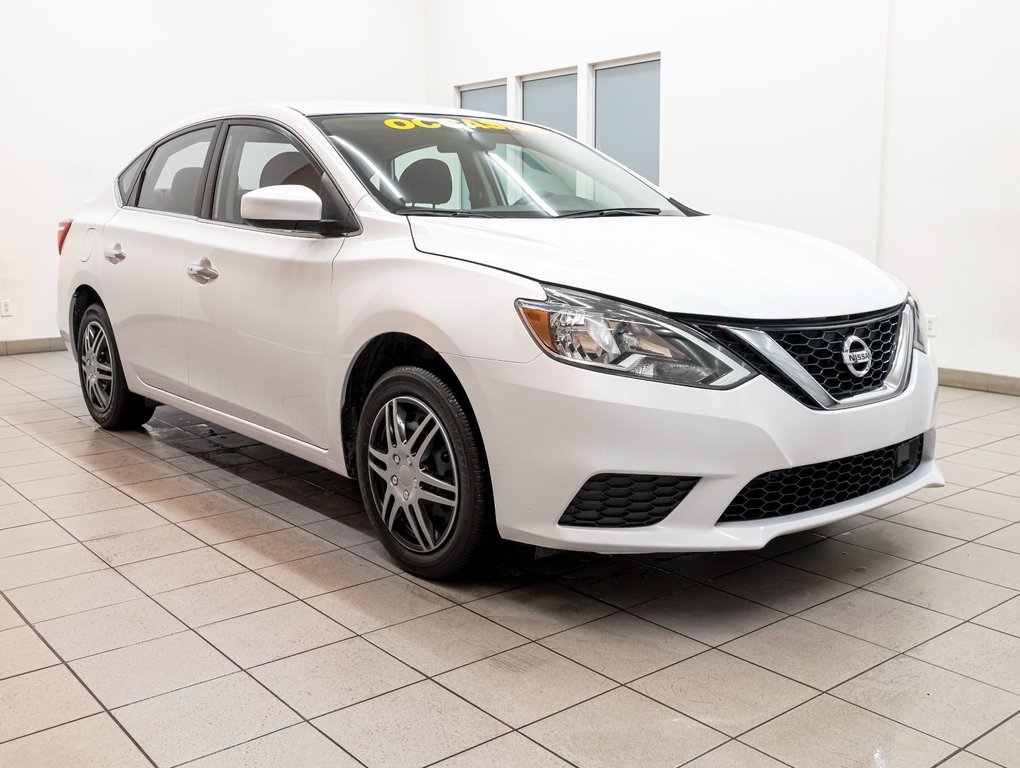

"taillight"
[57,219,73,254]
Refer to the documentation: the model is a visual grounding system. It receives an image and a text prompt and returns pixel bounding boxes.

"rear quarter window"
[117,153,146,203]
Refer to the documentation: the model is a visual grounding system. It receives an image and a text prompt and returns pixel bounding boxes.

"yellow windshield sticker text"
[384,116,543,132]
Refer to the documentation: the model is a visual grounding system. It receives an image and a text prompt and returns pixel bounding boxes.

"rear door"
[180,120,348,447]
[99,124,219,397]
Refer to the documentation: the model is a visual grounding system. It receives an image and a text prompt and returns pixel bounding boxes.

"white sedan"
[56,102,942,577]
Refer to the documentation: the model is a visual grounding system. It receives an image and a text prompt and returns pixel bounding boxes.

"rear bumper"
[444,348,942,553]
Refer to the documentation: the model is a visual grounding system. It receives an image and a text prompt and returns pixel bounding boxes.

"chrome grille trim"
[720,304,915,410]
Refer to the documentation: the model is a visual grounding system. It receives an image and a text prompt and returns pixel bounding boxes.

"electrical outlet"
[0,299,12,318]
[925,314,937,338]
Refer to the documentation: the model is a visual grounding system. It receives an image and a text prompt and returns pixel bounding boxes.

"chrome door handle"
[186,260,219,283]
[104,244,126,263]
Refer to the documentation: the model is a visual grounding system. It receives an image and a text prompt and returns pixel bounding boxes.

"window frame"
[202,117,360,238]
[127,122,222,218]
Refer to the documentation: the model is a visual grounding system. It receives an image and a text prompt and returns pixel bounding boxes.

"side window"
[117,152,146,203]
[136,127,215,215]
[212,124,344,227]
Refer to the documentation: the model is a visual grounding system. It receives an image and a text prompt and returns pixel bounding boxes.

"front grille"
[719,434,924,523]
[558,473,698,527]
[695,305,904,408]
[768,310,901,398]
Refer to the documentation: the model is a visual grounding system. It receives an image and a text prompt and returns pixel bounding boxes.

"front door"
[181,122,345,447]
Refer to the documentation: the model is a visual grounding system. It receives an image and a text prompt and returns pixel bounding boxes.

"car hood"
[408,215,905,319]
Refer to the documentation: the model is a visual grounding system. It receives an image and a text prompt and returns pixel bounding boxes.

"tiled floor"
[1,350,1020,768]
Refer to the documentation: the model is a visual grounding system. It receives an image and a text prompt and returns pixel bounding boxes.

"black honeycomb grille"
[558,474,699,527]
[693,305,904,408]
[769,310,901,399]
[719,434,924,523]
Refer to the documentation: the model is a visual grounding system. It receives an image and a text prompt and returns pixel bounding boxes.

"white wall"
[425,0,1020,378]
[0,0,426,343]
[5,0,1018,379]
[878,0,1020,378]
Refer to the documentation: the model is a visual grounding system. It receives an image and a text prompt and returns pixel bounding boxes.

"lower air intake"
[558,473,698,528]
[719,434,924,523]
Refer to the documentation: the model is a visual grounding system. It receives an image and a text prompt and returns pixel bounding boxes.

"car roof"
[178,101,506,127]
[288,101,503,118]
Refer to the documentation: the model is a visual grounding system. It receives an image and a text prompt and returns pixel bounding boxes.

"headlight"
[516,287,755,388]
[906,294,928,353]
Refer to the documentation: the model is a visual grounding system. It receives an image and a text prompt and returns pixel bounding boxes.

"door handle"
[104,244,126,263]
[186,259,219,283]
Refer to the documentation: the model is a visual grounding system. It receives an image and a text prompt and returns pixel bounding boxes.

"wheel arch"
[69,283,105,357]
[340,332,483,479]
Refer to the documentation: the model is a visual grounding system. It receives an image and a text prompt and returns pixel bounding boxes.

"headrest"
[261,151,312,189]
[169,167,202,213]
[397,158,452,206]
[170,166,201,193]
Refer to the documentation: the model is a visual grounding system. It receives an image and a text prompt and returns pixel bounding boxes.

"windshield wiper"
[395,208,495,218]
[556,207,662,218]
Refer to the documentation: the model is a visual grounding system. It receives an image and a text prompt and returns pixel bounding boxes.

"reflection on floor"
[1,350,1020,767]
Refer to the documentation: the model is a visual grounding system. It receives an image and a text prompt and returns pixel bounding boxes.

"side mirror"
[241,185,323,225]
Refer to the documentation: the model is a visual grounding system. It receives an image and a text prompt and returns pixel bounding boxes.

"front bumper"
[444,348,942,553]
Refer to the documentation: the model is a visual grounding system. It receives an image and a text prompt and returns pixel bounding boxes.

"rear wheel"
[76,304,155,429]
[356,366,494,579]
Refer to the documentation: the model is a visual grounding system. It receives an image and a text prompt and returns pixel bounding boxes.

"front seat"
[397,158,452,207]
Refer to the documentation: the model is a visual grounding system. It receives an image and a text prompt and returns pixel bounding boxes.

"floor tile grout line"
[789,577,971,631]
[968,594,1020,626]
[448,586,846,729]
[820,613,1020,718]
[623,559,1020,715]
[0,593,159,765]
[913,541,1020,591]
[0,655,64,684]
[678,737,799,768]
[884,507,1018,537]
[419,729,585,768]
[952,711,1019,767]
[623,647,827,745]
[932,751,1008,768]
[103,557,372,768]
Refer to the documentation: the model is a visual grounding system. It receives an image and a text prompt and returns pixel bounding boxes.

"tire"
[76,304,155,429]
[356,365,494,579]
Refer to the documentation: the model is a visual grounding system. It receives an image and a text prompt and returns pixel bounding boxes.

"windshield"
[311,113,684,219]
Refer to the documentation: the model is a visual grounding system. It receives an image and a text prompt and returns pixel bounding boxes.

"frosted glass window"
[595,60,661,182]
[459,84,507,116]
[522,73,577,136]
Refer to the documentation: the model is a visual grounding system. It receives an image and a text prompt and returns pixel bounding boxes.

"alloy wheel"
[366,395,459,553]
[80,320,115,413]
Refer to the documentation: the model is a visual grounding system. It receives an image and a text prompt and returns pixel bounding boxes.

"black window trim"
[201,116,361,238]
[121,120,223,217]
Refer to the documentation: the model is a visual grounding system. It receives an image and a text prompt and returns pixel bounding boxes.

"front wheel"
[356,366,494,579]
[76,304,155,429]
